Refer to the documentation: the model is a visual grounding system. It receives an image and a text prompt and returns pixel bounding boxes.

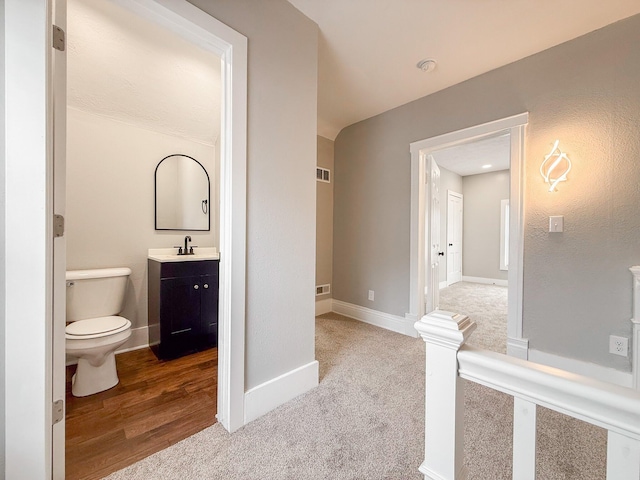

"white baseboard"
[315,297,333,316]
[244,360,319,424]
[439,281,448,289]
[65,326,149,366]
[462,276,508,287]
[332,300,416,337]
[528,349,633,388]
[507,336,529,360]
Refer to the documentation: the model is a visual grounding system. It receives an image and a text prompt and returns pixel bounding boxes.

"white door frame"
[446,190,463,287]
[5,1,55,477]
[113,0,248,436]
[52,1,67,478]
[409,113,529,359]
[425,155,442,314]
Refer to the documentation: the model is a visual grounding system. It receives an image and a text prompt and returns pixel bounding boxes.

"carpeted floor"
[439,281,508,354]
[104,283,606,479]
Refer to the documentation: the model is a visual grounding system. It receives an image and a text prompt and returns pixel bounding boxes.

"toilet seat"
[66,316,131,340]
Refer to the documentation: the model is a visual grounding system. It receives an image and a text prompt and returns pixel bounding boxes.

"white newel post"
[631,267,640,390]
[415,310,477,480]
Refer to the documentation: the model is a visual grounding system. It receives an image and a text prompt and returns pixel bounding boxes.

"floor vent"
[316,284,331,296]
[316,167,330,183]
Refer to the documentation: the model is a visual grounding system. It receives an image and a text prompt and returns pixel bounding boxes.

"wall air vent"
[316,167,330,183]
[316,284,331,296]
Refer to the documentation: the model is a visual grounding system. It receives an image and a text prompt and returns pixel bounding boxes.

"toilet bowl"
[66,268,132,397]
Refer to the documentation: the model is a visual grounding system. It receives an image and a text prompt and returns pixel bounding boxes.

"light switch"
[549,216,564,233]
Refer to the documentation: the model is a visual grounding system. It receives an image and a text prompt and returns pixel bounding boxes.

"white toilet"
[66,267,133,397]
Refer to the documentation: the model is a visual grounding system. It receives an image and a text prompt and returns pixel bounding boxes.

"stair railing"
[414,310,640,480]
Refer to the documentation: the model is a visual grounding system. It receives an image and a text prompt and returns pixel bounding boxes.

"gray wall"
[462,170,509,281]
[334,14,640,371]
[189,0,318,390]
[316,136,334,299]
[0,0,5,471]
[438,167,462,283]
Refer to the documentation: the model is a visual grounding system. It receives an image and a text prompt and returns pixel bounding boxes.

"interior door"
[51,0,68,478]
[446,191,463,286]
[425,154,441,313]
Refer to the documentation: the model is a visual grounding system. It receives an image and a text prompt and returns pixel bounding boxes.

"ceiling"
[287,0,640,140]
[431,134,510,177]
[67,0,221,146]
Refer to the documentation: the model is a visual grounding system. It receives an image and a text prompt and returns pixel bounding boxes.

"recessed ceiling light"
[482,164,492,169]
[416,59,437,73]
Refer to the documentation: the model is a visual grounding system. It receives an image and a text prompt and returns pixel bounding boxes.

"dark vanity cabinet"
[148,259,219,360]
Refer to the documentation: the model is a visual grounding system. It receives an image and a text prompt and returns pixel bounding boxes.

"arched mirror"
[155,154,210,231]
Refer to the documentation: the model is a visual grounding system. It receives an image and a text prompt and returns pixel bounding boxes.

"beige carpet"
[439,281,508,354]
[104,284,606,479]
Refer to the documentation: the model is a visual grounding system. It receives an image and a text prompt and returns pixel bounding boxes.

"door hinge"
[53,399,64,425]
[53,25,65,52]
[53,214,65,238]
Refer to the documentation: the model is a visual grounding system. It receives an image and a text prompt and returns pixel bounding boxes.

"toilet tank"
[66,267,132,322]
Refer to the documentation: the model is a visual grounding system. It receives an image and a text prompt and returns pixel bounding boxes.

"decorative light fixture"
[416,59,437,73]
[540,140,572,192]
[482,164,492,169]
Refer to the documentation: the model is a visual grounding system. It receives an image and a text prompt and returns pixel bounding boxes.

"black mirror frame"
[154,153,211,231]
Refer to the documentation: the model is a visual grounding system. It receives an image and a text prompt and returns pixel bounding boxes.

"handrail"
[457,345,640,440]
[415,309,640,480]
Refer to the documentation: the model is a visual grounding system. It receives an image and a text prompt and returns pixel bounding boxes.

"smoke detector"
[416,59,437,73]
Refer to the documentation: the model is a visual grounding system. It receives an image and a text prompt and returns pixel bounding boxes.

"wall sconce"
[540,140,572,192]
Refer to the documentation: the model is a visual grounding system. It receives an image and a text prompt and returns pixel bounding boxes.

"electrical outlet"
[368,290,375,301]
[609,335,629,357]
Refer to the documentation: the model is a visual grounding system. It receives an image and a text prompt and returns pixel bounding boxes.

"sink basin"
[148,247,219,262]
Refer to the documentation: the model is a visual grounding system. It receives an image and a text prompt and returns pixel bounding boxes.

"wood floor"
[65,347,217,480]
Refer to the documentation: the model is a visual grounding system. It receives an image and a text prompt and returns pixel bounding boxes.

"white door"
[52,1,67,477]
[446,191,463,286]
[425,154,441,313]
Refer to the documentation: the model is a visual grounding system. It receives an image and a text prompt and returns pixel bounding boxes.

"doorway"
[408,113,528,358]
[430,134,511,353]
[50,0,247,477]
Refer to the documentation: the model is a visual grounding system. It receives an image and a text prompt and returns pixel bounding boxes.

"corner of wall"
[244,361,319,424]
[0,0,7,470]
[315,297,332,316]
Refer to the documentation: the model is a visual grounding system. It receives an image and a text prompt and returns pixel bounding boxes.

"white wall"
[462,170,510,281]
[68,0,222,146]
[66,107,216,340]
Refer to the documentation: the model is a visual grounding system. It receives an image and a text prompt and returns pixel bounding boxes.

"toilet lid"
[66,316,129,337]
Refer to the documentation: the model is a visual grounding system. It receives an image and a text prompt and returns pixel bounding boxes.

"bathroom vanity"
[147,248,219,360]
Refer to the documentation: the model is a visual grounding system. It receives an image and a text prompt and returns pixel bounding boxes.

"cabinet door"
[200,274,219,348]
[160,276,202,357]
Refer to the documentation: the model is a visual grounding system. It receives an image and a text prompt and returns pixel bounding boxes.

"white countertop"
[148,247,219,262]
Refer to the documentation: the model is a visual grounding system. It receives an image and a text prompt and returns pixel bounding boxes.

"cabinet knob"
[193,284,199,290]
[203,284,209,289]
